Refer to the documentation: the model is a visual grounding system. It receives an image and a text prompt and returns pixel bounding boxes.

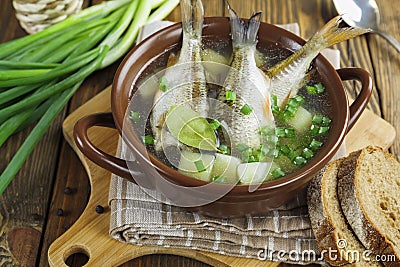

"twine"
[13,0,83,34]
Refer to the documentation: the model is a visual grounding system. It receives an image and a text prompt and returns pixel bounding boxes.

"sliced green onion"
[218,144,230,154]
[209,119,221,130]
[271,95,278,106]
[294,156,307,165]
[240,104,253,115]
[293,95,305,105]
[309,139,323,150]
[322,116,331,126]
[312,114,323,124]
[288,150,299,161]
[225,90,236,101]
[130,111,140,123]
[271,168,285,179]
[159,76,168,92]
[284,128,295,138]
[236,143,249,152]
[259,125,274,136]
[141,135,154,145]
[279,145,291,155]
[310,124,320,135]
[212,175,227,183]
[275,127,286,137]
[318,126,330,136]
[314,83,325,94]
[302,148,314,159]
[194,160,206,172]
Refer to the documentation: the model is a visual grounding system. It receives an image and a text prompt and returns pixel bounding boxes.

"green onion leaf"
[312,114,323,124]
[194,160,206,172]
[225,90,236,101]
[212,175,227,183]
[279,145,291,155]
[315,83,325,94]
[130,111,140,123]
[159,76,168,92]
[240,104,253,115]
[322,116,331,126]
[318,126,330,136]
[310,124,320,135]
[302,148,314,159]
[141,135,154,145]
[288,150,299,161]
[309,139,323,150]
[209,119,221,130]
[271,168,285,179]
[218,144,230,155]
[236,143,249,152]
[306,85,317,95]
[284,128,295,138]
[294,156,307,165]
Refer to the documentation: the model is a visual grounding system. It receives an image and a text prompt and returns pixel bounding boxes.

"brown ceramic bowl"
[74,17,372,218]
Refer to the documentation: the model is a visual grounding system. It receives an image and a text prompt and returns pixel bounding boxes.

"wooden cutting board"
[48,86,396,267]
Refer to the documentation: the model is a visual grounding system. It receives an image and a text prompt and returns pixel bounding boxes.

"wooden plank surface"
[0,0,399,266]
[48,85,394,267]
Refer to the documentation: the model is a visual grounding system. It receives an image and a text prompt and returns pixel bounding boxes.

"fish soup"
[129,39,333,185]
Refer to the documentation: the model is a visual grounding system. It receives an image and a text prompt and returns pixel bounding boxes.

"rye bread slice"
[337,146,400,266]
[308,160,382,266]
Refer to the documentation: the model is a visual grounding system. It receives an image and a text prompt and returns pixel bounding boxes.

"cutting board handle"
[337,67,373,131]
[74,112,142,182]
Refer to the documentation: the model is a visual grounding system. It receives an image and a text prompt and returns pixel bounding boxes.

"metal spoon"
[333,0,400,53]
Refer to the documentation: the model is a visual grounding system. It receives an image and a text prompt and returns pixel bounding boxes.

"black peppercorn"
[63,187,73,195]
[95,205,104,214]
[57,208,64,216]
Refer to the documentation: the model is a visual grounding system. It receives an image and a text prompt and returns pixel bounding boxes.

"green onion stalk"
[0,0,180,195]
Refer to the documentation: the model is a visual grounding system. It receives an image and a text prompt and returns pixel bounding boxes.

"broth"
[129,39,332,184]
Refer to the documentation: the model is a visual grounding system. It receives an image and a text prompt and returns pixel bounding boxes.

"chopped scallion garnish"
[226,90,236,101]
[159,76,168,92]
[218,144,230,154]
[302,148,314,159]
[310,124,320,135]
[209,119,221,130]
[318,126,330,136]
[284,128,295,138]
[236,143,249,152]
[314,83,325,94]
[294,156,307,165]
[309,139,323,150]
[130,111,140,123]
[240,104,253,115]
[271,168,285,179]
[194,160,206,172]
[212,175,227,183]
[322,116,331,126]
[312,114,323,124]
[141,135,154,145]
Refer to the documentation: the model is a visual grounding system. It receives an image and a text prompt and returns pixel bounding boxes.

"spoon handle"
[375,29,400,53]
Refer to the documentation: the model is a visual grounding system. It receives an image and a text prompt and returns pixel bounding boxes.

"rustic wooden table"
[1,0,399,266]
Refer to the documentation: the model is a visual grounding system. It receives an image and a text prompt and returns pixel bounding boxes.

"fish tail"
[311,15,371,49]
[180,0,204,39]
[227,1,262,47]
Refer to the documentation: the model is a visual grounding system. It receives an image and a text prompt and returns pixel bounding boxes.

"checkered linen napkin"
[108,21,344,265]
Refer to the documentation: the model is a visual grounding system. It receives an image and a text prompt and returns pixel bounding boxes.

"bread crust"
[308,162,349,266]
[337,146,400,267]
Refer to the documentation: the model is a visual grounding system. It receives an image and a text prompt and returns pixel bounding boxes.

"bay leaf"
[165,105,217,151]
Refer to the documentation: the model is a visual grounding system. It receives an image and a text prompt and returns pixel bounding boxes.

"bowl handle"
[73,112,142,182]
[336,67,373,131]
